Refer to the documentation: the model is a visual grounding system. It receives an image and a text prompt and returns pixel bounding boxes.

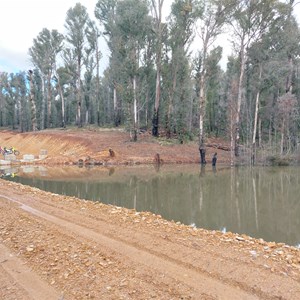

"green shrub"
[266,155,291,166]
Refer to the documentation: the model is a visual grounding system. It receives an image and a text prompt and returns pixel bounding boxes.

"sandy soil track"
[1,179,300,299]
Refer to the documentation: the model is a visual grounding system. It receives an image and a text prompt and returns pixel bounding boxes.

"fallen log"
[206,143,230,151]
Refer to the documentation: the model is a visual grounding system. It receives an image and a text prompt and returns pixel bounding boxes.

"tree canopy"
[1,0,300,165]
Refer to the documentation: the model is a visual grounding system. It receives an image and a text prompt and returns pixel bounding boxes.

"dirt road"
[0,129,300,299]
[1,179,300,299]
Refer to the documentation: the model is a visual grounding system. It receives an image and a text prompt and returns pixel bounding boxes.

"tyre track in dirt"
[0,244,61,300]
[1,186,299,300]
[1,193,257,300]
[1,198,196,300]
[4,187,300,299]
[11,194,290,299]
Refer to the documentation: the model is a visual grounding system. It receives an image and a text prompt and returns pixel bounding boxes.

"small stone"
[26,245,35,252]
[120,280,128,287]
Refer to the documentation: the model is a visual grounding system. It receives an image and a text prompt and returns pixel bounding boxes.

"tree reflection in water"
[6,165,300,247]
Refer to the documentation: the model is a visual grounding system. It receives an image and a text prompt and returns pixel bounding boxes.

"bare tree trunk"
[57,80,65,128]
[230,102,235,167]
[280,119,285,155]
[153,66,161,137]
[28,70,38,131]
[151,0,164,137]
[41,76,46,130]
[85,110,89,125]
[286,54,293,93]
[47,73,52,128]
[76,95,81,127]
[133,76,138,142]
[166,63,178,138]
[199,70,207,165]
[145,90,149,128]
[113,84,120,127]
[251,64,262,164]
[235,39,246,157]
[258,117,262,148]
[76,57,82,128]
[96,41,101,126]
[17,95,22,132]
[188,95,193,132]
[229,79,238,166]
[198,36,209,164]
[53,68,66,128]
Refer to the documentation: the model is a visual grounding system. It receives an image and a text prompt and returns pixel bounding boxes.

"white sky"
[0,0,98,73]
[0,0,299,74]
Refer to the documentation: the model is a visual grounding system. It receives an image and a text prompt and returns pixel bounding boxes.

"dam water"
[2,164,300,247]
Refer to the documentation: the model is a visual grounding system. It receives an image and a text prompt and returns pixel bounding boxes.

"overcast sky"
[0,0,299,74]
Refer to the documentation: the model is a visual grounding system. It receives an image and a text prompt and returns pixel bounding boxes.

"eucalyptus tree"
[11,72,27,132]
[150,0,166,137]
[194,0,235,164]
[164,0,195,140]
[28,70,38,131]
[114,0,150,141]
[64,3,90,127]
[276,92,298,154]
[205,46,223,135]
[138,28,156,129]
[82,46,96,125]
[16,73,25,132]
[228,0,282,158]
[1,73,22,130]
[86,20,102,125]
[52,71,66,128]
[264,4,300,154]
[54,64,77,126]
[0,73,8,126]
[61,48,78,124]
[242,1,300,161]
[29,28,64,129]
[0,73,16,128]
[95,0,121,126]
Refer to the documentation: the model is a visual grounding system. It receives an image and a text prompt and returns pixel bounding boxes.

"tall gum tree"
[95,0,121,126]
[64,3,89,128]
[150,0,165,137]
[86,20,102,125]
[165,0,195,140]
[115,0,150,141]
[29,28,64,129]
[28,70,37,131]
[229,0,281,159]
[194,0,235,164]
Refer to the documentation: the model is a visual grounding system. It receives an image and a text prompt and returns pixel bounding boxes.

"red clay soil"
[0,128,299,300]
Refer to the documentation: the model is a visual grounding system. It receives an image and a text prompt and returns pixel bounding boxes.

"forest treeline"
[0,0,300,165]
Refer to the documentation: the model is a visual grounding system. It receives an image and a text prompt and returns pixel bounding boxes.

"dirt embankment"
[0,129,300,299]
[0,128,231,165]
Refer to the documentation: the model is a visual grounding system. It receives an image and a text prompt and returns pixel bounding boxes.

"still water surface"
[4,164,300,247]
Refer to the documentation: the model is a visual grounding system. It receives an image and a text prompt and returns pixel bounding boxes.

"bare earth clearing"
[0,129,300,299]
